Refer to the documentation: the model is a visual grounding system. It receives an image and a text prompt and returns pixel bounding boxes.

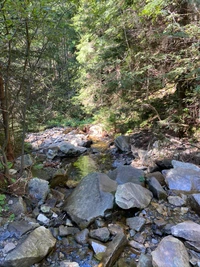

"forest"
[0,0,199,175]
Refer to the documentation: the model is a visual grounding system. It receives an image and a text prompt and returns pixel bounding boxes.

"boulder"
[115,183,152,209]
[147,177,167,200]
[2,226,56,267]
[114,135,130,152]
[171,221,200,242]
[151,235,190,267]
[172,160,200,172]
[163,168,200,192]
[108,165,145,186]
[47,142,87,159]
[28,178,49,206]
[62,173,117,229]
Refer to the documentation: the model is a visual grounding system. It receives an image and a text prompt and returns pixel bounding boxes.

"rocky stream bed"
[0,125,200,267]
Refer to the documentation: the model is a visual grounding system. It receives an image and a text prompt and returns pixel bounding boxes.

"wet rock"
[171,221,200,242]
[151,235,190,267]
[75,229,89,245]
[172,160,200,172]
[89,227,110,242]
[126,217,146,232]
[187,194,200,215]
[100,232,127,267]
[163,168,200,192]
[28,178,49,206]
[108,165,145,186]
[114,135,130,152]
[168,195,187,206]
[115,183,153,209]
[62,173,116,229]
[145,172,166,186]
[147,177,167,200]
[2,226,56,267]
[137,253,152,267]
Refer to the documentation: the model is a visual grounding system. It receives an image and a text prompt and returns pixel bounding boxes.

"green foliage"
[0,161,13,171]
[0,194,6,214]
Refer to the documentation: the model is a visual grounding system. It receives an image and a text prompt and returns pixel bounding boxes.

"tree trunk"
[0,76,14,162]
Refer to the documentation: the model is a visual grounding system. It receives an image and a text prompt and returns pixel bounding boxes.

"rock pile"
[0,129,200,267]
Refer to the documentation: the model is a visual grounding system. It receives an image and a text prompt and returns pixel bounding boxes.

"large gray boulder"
[115,182,152,209]
[151,235,190,267]
[2,226,56,267]
[171,221,200,242]
[62,173,117,229]
[163,168,200,192]
[108,165,145,186]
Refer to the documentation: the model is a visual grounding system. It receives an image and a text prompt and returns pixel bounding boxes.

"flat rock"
[115,183,152,209]
[62,173,116,229]
[172,160,200,172]
[108,165,145,185]
[168,195,187,207]
[163,168,200,192]
[171,221,200,242]
[151,235,190,267]
[2,226,56,267]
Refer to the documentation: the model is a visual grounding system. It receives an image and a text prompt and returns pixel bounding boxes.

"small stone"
[37,214,50,225]
[89,227,110,242]
[75,229,89,245]
[126,217,146,232]
[129,240,146,253]
[40,205,51,213]
[168,195,187,207]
